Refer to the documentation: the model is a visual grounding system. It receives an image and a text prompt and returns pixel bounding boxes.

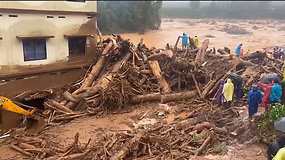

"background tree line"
[160,1,285,19]
[97,1,162,35]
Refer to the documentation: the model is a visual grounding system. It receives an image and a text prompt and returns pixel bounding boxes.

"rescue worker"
[270,80,282,104]
[247,85,263,118]
[274,46,279,59]
[273,147,285,160]
[223,79,234,108]
[259,81,274,110]
[216,80,225,107]
[267,136,285,160]
[181,33,189,49]
[193,36,199,47]
[235,44,243,57]
[245,49,251,56]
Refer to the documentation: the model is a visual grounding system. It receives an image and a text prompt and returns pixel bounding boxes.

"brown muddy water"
[104,18,285,52]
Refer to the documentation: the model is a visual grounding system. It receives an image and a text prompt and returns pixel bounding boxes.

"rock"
[221,25,251,35]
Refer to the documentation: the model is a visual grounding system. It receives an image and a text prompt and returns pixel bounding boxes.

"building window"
[23,39,47,61]
[68,37,86,56]
[66,0,85,2]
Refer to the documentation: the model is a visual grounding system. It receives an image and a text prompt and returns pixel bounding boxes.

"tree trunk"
[46,100,74,113]
[110,133,143,160]
[195,39,209,64]
[148,60,171,94]
[81,40,114,88]
[217,48,228,55]
[131,91,197,104]
[67,52,132,109]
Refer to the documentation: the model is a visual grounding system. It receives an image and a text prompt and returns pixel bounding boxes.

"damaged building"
[0,1,99,73]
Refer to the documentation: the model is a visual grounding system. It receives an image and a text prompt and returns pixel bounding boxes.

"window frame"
[22,39,48,62]
[67,36,87,57]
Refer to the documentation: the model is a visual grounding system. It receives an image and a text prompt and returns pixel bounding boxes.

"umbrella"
[260,73,282,84]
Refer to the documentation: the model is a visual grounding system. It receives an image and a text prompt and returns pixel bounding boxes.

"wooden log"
[60,148,91,160]
[63,91,78,103]
[175,118,197,130]
[67,52,132,108]
[131,91,197,104]
[52,113,86,122]
[18,142,51,154]
[82,40,114,88]
[195,136,211,156]
[191,74,202,98]
[217,48,228,55]
[194,122,212,132]
[10,144,33,157]
[110,133,143,160]
[224,47,231,54]
[148,60,171,94]
[174,36,181,52]
[189,37,197,50]
[242,51,267,60]
[195,39,209,64]
[64,132,80,153]
[46,100,74,113]
[201,80,217,99]
[62,40,115,108]
[44,102,69,114]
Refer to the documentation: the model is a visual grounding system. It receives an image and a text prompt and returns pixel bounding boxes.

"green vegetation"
[160,1,285,19]
[212,142,228,154]
[97,1,162,34]
[259,103,285,129]
[192,133,203,141]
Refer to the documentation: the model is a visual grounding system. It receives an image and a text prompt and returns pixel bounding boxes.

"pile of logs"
[14,34,283,124]
[6,34,285,159]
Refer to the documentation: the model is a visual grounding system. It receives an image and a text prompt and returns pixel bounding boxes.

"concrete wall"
[0,12,98,66]
[0,1,97,13]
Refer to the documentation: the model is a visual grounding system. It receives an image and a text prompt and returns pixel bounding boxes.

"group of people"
[216,76,283,119]
[180,33,199,49]
[273,46,284,60]
[216,74,243,108]
[235,43,251,56]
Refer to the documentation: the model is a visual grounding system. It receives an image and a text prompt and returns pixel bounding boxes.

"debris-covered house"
[0,1,99,72]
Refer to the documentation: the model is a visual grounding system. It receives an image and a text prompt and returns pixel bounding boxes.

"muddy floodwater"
[104,18,285,52]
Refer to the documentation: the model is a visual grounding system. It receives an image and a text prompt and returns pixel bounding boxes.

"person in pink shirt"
[258,81,274,110]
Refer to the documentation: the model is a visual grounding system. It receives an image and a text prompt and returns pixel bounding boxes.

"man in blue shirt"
[181,33,189,49]
[270,79,282,103]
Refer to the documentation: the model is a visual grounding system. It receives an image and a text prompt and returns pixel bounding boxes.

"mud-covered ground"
[107,18,285,52]
[0,101,268,160]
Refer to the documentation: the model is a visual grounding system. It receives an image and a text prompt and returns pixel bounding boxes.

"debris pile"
[2,34,284,159]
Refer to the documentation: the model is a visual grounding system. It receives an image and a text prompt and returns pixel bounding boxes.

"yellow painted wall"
[0,12,98,65]
[0,1,97,13]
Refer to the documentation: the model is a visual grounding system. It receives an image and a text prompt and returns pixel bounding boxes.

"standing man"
[259,81,274,110]
[235,44,243,57]
[223,79,234,108]
[193,36,199,48]
[270,80,282,104]
[181,33,189,49]
[216,80,225,107]
[247,85,263,119]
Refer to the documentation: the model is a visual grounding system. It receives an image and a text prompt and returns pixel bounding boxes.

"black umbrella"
[260,73,282,84]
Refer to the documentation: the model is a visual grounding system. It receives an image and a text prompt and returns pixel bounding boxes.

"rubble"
[0,34,283,159]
